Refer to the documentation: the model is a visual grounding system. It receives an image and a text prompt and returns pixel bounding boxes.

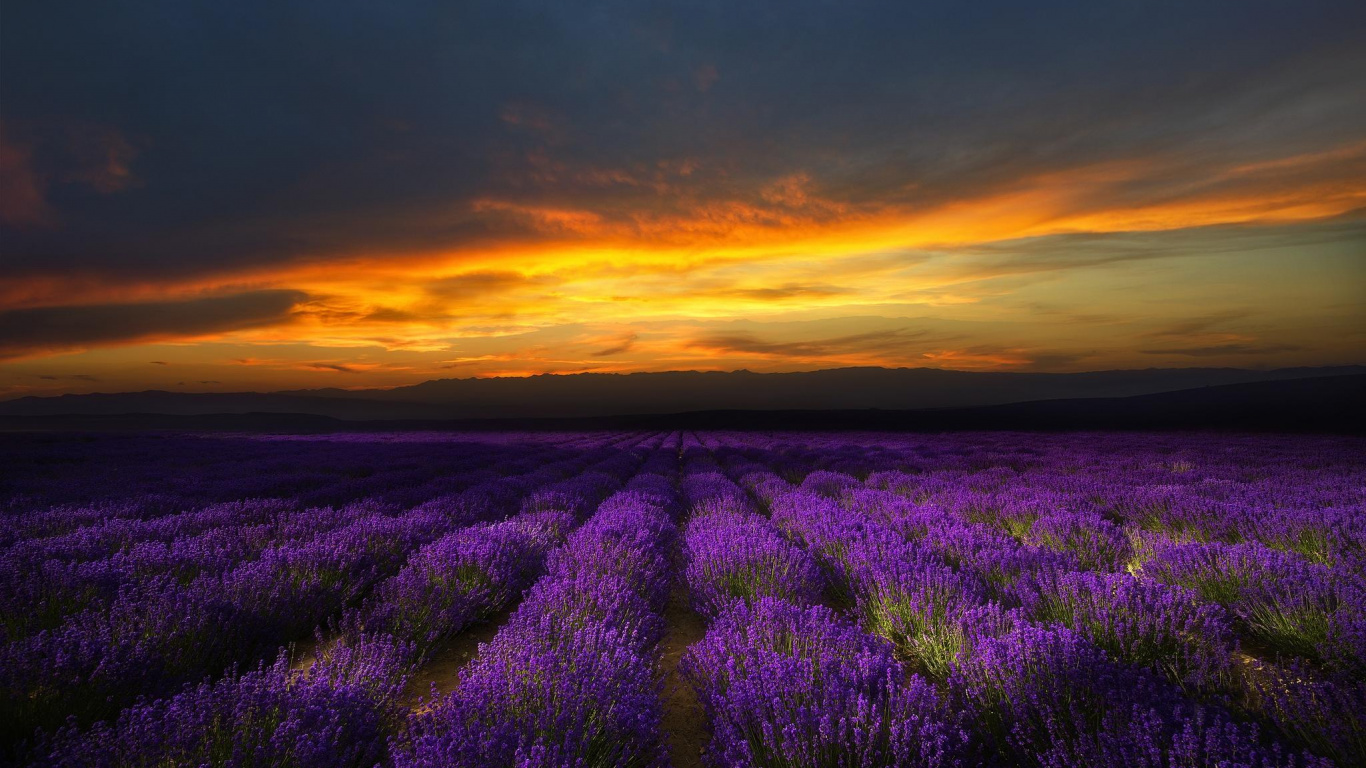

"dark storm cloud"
[1143,311,1252,339]
[1141,342,1304,357]
[2,0,1364,287]
[307,362,363,373]
[1023,352,1099,370]
[425,271,531,301]
[591,333,638,357]
[0,290,307,359]
[690,327,937,358]
[724,284,848,301]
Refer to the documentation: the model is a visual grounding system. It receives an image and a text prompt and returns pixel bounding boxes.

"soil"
[401,608,514,709]
[658,587,711,768]
[288,636,322,671]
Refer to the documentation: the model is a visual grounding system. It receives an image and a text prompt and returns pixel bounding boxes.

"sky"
[2,0,1364,397]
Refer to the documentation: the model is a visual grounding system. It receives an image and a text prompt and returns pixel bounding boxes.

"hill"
[2,374,1361,433]
[1,365,1361,421]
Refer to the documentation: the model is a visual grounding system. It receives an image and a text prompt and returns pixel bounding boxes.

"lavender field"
[3,430,1364,767]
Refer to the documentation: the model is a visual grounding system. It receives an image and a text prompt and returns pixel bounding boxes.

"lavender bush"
[950,624,1322,767]
[34,633,411,768]
[1022,570,1237,690]
[681,598,968,767]
[1143,541,1365,670]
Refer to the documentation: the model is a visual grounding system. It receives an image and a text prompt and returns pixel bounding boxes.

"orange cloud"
[3,138,1363,383]
[920,348,1035,368]
[9,139,1364,319]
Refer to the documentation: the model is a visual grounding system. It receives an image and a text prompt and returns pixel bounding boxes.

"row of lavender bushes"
[673,445,968,767]
[17,433,659,764]
[0,431,616,545]
[396,444,682,766]
[702,434,1364,767]
[4,431,1363,766]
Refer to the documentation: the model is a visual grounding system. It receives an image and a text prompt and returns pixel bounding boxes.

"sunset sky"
[2,1,1364,397]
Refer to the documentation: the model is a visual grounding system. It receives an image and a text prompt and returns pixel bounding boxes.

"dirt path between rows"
[659,587,710,768]
[401,608,514,708]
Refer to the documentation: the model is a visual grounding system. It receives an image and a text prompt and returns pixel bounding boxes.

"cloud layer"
[0,291,307,360]
[1,1,1363,394]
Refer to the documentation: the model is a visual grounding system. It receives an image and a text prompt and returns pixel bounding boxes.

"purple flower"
[681,598,969,767]
[1246,660,1366,766]
[1143,541,1363,670]
[1022,570,1237,690]
[682,509,825,618]
[34,634,410,768]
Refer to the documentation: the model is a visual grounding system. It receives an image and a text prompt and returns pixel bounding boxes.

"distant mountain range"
[1,365,1362,421]
[1,373,1362,433]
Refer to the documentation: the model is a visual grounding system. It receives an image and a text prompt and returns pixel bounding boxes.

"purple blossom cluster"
[1143,540,1365,673]
[681,507,825,617]
[35,633,413,768]
[681,598,969,767]
[1019,569,1238,691]
[951,623,1332,767]
[765,488,988,678]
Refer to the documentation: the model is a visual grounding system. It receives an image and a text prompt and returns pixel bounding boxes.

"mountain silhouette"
[1,365,1361,421]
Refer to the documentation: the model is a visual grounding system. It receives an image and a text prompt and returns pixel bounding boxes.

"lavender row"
[5,437,653,750]
[681,505,824,617]
[774,478,1297,766]
[716,433,1366,571]
[675,453,968,766]
[678,460,824,617]
[397,448,681,766]
[0,435,601,641]
[953,622,1331,767]
[29,439,663,766]
[3,432,641,633]
[340,458,637,666]
[843,463,1366,765]
[0,431,606,545]
[716,437,1366,680]
[2,502,456,750]
[5,430,1363,766]
[723,444,1364,766]
[3,431,618,562]
[34,634,413,768]
[1139,539,1365,675]
[682,597,967,767]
